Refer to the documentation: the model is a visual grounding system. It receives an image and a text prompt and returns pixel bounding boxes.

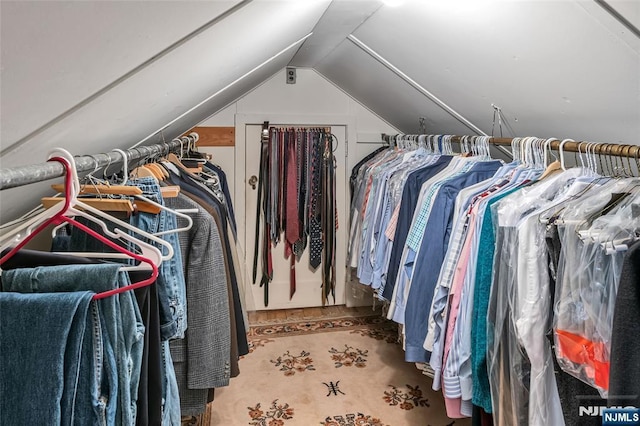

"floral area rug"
[197,313,469,426]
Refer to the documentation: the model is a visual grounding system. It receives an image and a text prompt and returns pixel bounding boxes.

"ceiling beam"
[595,0,640,39]
[289,1,382,68]
[346,34,487,136]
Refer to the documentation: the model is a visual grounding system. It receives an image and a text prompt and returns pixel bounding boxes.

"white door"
[243,124,347,310]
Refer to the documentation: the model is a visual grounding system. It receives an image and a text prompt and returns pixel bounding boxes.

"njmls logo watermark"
[578,406,640,425]
[579,406,632,417]
[602,408,640,425]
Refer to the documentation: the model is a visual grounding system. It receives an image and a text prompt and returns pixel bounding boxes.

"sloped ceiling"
[0,0,331,167]
[0,0,330,221]
[316,0,640,143]
[0,0,639,222]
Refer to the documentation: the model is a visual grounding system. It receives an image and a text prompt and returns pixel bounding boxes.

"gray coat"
[166,194,231,416]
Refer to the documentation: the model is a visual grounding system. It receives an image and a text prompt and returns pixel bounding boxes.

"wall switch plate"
[286,67,296,84]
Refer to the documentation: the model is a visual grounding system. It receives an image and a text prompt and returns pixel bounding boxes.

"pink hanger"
[0,156,159,300]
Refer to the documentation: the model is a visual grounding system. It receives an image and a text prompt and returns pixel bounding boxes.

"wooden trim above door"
[184,126,235,147]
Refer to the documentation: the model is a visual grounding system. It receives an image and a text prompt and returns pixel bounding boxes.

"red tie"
[285,130,300,244]
[285,129,300,299]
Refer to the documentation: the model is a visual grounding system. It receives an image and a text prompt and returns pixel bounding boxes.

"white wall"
[197,68,398,210]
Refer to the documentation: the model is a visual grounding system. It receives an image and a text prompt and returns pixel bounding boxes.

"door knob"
[248,175,258,190]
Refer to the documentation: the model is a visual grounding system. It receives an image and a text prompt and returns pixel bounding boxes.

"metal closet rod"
[382,134,640,158]
[0,139,186,191]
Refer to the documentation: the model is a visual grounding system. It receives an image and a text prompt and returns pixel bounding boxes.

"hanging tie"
[285,129,300,245]
[309,129,323,270]
[268,128,279,243]
[284,128,300,299]
[254,122,273,306]
[293,130,307,258]
[321,131,337,305]
[277,129,286,238]
[261,223,273,307]
[252,123,269,284]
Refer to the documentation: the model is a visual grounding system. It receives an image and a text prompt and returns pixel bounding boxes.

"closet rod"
[0,138,187,191]
[382,134,640,159]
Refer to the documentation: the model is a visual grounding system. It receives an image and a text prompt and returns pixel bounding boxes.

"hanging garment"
[487,168,595,426]
[0,290,94,426]
[379,155,452,300]
[608,240,640,408]
[434,164,540,419]
[177,189,248,354]
[203,161,238,239]
[0,144,246,424]
[2,264,142,426]
[349,146,388,200]
[254,125,272,306]
[164,167,249,356]
[349,135,640,424]
[388,156,478,322]
[398,160,502,363]
[321,132,338,304]
[132,271,164,426]
[553,179,640,397]
[357,147,430,286]
[165,193,232,416]
[545,222,604,426]
[127,177,188,341]
[470,187,522,414]
[66,211,183,425]
[308,129,324,270]
[0,251,165,426]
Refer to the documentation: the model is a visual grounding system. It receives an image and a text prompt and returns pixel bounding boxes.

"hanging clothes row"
[349,134,640,426]
[0,137,247,426]
[253,125,338,306]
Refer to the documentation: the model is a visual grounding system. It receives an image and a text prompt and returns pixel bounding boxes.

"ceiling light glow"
[381,0,405,7]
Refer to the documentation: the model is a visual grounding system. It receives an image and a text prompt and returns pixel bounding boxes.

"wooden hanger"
[51,181,171,213]
[51,183,142,196]
[48,183,138,213]
[131,165,159,180]
[147,163,169,180]
[44,195,166,215]
[540,160,562,179]
[160,186,180,198]
[42,196,135,213]
[167,152,202,174]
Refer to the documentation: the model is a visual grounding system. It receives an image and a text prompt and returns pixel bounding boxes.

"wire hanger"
[0,149,168,300]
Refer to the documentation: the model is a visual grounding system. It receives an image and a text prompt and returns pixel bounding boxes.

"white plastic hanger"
[111,149,129,184]
[0,149,173,264]
[559,139,574,171]
[543,138,559,166]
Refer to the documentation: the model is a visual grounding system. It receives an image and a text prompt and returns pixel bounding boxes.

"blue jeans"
[0,291,93,426]
[162,341,181,425]
[128,178,187,341]
[127,179,184,422]
[2,264,144,426]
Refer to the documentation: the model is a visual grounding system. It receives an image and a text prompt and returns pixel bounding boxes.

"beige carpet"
[202,314,470,426]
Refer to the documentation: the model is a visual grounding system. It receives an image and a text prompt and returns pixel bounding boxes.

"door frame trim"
[234,113,356,305]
